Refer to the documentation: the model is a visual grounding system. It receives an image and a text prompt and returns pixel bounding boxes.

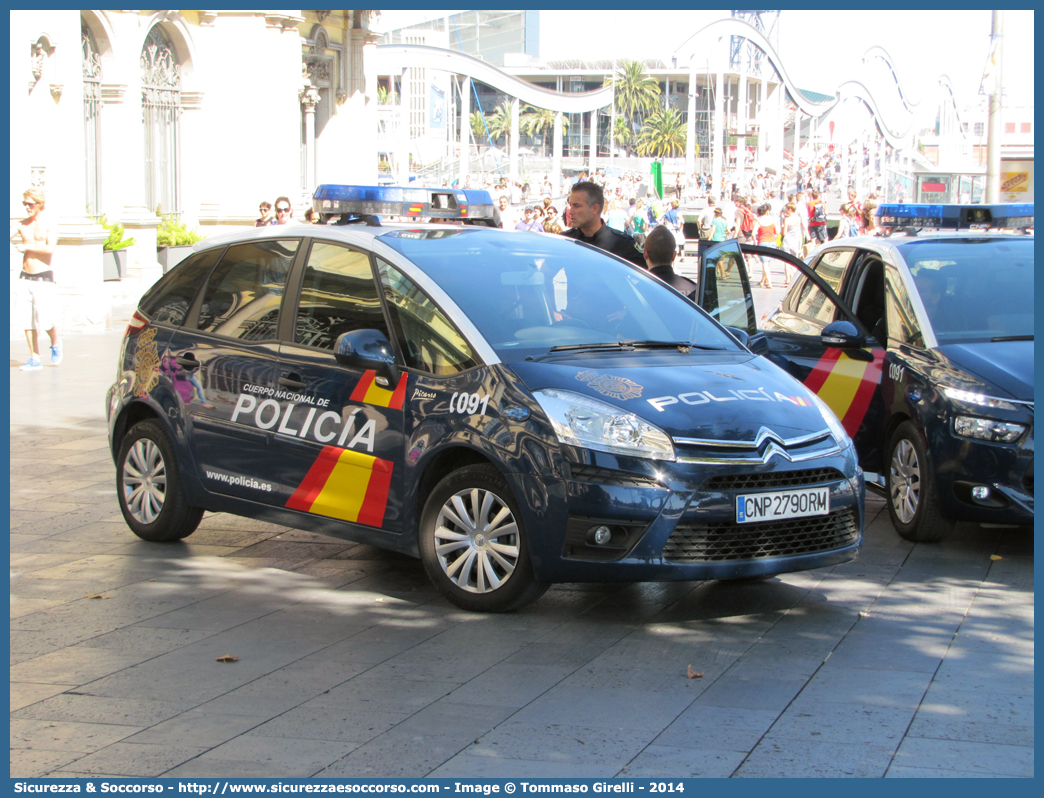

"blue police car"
[106,185,864,612]
[706,203,1033,543]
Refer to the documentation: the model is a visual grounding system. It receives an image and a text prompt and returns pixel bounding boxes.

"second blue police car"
[106,185,863,612]
[701,203,1033,543]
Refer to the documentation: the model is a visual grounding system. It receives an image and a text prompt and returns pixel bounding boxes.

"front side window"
[885,264,924,347]
[377,259,477,376]
[196,240,299,340]
[294,242,387,350]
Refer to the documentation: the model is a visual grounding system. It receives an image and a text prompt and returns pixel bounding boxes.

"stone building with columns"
[9,9,381,336]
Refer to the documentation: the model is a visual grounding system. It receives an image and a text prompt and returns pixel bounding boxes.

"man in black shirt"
[560,182,646,268]
[643,224,697,300]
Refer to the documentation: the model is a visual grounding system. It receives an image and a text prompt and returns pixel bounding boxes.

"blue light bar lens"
[312,185,496,222]
[877,203,1033,230]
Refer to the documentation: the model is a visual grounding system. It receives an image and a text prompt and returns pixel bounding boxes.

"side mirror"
[821,320,866,350]
[334,329,400,383]
[725,326,750,348]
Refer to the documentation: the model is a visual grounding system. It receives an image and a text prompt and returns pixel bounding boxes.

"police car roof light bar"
[312,184,497,226]
[877,203,1033,233]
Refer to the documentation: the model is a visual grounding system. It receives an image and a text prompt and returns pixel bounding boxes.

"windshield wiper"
[546,340,725,354]
[625,339,727,351]
[991,335,1033,342]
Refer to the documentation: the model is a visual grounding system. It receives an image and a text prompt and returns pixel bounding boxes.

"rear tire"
[885,421,954,543]
[419,464,548,612]
[116,420,203,542]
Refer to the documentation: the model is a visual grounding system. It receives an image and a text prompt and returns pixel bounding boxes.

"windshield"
[380,229,738,357]
[899,237,1034,343]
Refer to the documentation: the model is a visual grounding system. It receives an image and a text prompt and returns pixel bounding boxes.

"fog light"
[972,486,991,500]
[592,525,612,545]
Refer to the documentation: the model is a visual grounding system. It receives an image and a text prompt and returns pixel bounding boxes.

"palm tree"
[469,111,487,145]
[485,100,514,147]
[636,108,687,158]
[604,60,661,154]
[520,106,569,155]
[611,115,632,152]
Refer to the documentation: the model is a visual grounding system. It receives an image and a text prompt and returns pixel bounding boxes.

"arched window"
[82,22,102,215]
[141,26,181,215]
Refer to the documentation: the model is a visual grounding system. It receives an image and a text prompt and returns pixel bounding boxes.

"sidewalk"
[9,329,1034,778]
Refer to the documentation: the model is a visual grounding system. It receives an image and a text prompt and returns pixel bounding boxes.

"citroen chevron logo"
[761,441,793,463]
[752,426,788,450]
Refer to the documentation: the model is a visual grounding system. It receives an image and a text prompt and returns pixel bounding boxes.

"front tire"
[885,421,954,542]
[419,464,548,612]
[116,419,203,542]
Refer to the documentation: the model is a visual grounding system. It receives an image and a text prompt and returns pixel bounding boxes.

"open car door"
[698,241,886,461]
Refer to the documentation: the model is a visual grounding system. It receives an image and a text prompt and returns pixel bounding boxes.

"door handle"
[279,375,307,390]
[175,354,200,370]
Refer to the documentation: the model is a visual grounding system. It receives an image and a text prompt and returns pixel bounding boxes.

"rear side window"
[196,239,299,340]
[138,249,221,326]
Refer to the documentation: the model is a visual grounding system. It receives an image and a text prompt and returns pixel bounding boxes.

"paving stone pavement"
[9,329,1034,778]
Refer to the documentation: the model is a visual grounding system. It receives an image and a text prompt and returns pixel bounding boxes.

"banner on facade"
[429,85,445,130]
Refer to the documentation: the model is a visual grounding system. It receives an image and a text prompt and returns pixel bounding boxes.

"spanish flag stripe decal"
[815,354,869,418]
[803,347,843,394]
[349,371,375,402]
[285,446,341,512]
[353,371,408,409]
[803,349,885,437]
[286,447,394,527]
[388,373,409,409]
[363,379,393,406]
[841,352,884,437]
[357,457,394,527]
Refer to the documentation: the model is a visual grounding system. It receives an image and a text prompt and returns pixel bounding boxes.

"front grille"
[1024,460,1034,497]
[565,463,661,488]
[701,467,846,492]
[663,508,859,563]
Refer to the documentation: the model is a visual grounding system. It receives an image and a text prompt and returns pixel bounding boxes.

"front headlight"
[954,416,1026,443]
[806,390,853,449]
[942,387,1018,412]
[532,388,675,461]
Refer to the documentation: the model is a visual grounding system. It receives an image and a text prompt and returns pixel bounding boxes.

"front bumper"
[516,446,864,583]
[935,427,1034,525]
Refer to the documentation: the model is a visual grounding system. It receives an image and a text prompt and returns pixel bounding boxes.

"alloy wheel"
[433,487,520,594]
[889,438,921,524]
[122,438,167,525]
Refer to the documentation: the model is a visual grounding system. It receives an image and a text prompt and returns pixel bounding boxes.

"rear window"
[899,237,1034,342]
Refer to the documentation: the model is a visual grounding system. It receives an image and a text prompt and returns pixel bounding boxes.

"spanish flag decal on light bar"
[803,348,884,437]
[406,203,424,215]
[286,446,393,527]
[350,370,408,409]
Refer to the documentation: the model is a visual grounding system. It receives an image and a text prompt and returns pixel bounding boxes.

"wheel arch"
[111,400,166,460]
[411,445,502,535]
